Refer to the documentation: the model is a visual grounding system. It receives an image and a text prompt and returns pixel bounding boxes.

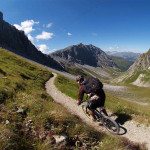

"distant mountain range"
[106,51,140,62]
[0,11,63,70]
[50,43,117,68]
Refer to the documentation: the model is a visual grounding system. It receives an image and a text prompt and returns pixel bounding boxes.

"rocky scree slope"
[0,11,63,70]
[50,43,117,68]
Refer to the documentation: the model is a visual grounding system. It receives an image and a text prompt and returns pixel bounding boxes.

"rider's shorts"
[87,95,105,110]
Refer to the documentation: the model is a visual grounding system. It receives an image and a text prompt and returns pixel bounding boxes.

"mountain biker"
[76,75,108,121]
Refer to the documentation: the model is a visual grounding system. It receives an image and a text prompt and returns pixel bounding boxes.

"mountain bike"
[82,102,120,134]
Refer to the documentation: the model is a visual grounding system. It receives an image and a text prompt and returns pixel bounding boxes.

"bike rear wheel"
[102,116,120,134]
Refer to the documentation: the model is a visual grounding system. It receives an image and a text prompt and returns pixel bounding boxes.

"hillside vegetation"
[0,48,146,150]
[111,56,133,71]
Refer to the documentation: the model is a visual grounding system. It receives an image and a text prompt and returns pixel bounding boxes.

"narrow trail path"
[46,73,150,149]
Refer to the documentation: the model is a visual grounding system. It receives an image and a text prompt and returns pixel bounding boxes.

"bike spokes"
[102,116,120,134]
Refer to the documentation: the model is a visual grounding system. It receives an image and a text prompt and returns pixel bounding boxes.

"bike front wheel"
[82,103,93,120]
[102,116,120,134]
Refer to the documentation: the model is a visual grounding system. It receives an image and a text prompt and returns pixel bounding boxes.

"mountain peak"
[77,43,84,46]
[75,43,96,48]
[51,44,117,68]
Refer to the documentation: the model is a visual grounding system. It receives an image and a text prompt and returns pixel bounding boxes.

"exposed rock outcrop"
[0,11,63,70]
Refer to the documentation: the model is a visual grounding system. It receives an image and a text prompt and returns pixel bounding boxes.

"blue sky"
[0,0,150,53]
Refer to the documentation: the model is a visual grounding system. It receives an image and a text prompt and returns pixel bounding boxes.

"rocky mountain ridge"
[50,43,117,68]
[129,50,150,72]
[0,11,63,70]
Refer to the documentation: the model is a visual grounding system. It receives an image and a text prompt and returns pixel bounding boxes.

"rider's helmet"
[76,75,84,83]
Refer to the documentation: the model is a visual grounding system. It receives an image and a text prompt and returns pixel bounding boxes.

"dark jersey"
[78,84,106,102]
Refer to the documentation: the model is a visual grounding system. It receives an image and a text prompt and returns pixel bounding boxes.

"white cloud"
[51,48,56,52]
[14,20,39,34]
[13,24,22,30]
[13,20,39,44]
[108,45,134,52]
[109,47,113,50]
[46,23,53,28]
[27,34,34,43]
[67,32,72,36]
[108,45,120,51]
[36,31,54,40]
[37,44,50,54]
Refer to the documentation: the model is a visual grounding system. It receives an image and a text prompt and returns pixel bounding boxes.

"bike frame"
[85,103,105,121]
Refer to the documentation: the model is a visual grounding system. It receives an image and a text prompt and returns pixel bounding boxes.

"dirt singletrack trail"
[45,73,150,149]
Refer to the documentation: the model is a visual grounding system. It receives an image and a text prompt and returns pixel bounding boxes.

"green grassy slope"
[111,56,133,71]
[0,48,146,150]
[55,75,150,125]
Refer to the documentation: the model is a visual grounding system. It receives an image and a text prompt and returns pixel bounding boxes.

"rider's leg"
[99,98,108,116]
[89,110,97,121]
[87,101,97,121]
[100,107,108,116]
